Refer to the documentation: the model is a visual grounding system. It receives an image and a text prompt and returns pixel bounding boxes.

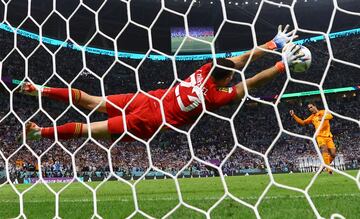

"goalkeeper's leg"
[19,82,107,113]
[21,112,158,142]
[21,120,111,141]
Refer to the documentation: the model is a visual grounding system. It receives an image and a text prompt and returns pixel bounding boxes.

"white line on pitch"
[0,193,358,203]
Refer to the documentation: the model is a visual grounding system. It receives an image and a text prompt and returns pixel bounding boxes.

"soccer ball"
[284,43,312,73]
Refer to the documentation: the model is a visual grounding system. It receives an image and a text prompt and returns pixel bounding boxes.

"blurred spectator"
[0,30,359,180]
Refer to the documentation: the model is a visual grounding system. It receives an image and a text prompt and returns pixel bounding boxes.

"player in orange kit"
[290,103,336,174]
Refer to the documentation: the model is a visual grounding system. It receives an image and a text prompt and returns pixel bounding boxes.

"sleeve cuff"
[275,61,285,73]
[266,40,277,50]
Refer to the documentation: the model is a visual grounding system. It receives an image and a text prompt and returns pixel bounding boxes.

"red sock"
[41,123,84,139]
[42,88,82,104]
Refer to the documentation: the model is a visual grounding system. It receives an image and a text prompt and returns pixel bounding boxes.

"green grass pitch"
[0,170,359,219]
[172,36,214,53]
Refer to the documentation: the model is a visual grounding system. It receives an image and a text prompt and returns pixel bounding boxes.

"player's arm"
[227,44,272,70]
[232,44,303,102]
[232,64,283,102]
[227,24,298,70]
[289,110,313,126]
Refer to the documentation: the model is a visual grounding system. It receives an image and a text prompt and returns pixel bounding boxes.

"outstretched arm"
[227,24,297,70]
[290,110,313,126]
[232,64,284,102]
[232,44,303,102]
[227,44,272,70]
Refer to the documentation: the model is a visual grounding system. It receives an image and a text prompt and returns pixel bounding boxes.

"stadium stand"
[0,30,359,182]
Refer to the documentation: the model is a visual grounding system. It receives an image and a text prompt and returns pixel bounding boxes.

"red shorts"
[106,93,163,141]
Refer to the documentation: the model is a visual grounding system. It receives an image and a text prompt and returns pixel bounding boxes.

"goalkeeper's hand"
[282,43,304,66]
[275,43,303,72]
[269,24,298,50]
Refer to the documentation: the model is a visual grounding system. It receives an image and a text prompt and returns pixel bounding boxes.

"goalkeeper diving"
[19,25,302,142]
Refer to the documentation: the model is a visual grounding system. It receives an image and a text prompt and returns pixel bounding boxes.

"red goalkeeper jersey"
[149,63,237,127]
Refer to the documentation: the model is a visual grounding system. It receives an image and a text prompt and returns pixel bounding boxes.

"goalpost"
[0,0,359,218]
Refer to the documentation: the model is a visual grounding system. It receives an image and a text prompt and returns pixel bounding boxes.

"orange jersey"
[15,159,24,168]
[292,110,333,138]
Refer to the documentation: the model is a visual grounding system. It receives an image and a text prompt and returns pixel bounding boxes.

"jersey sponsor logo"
[217,87,233,93]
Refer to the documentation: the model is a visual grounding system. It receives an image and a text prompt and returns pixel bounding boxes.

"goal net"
[0,0,359,218]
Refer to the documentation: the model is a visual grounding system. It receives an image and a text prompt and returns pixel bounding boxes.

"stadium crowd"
[0,30,359,181]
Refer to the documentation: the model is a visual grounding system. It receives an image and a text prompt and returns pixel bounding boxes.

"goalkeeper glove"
[267,24,298,50]
[276,43,304,72]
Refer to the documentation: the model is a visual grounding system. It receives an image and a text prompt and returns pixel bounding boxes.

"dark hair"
[307,102,318,107]
[211,58,235,81]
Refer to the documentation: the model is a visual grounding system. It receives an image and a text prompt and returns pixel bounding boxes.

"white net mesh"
[0,0,359,218]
